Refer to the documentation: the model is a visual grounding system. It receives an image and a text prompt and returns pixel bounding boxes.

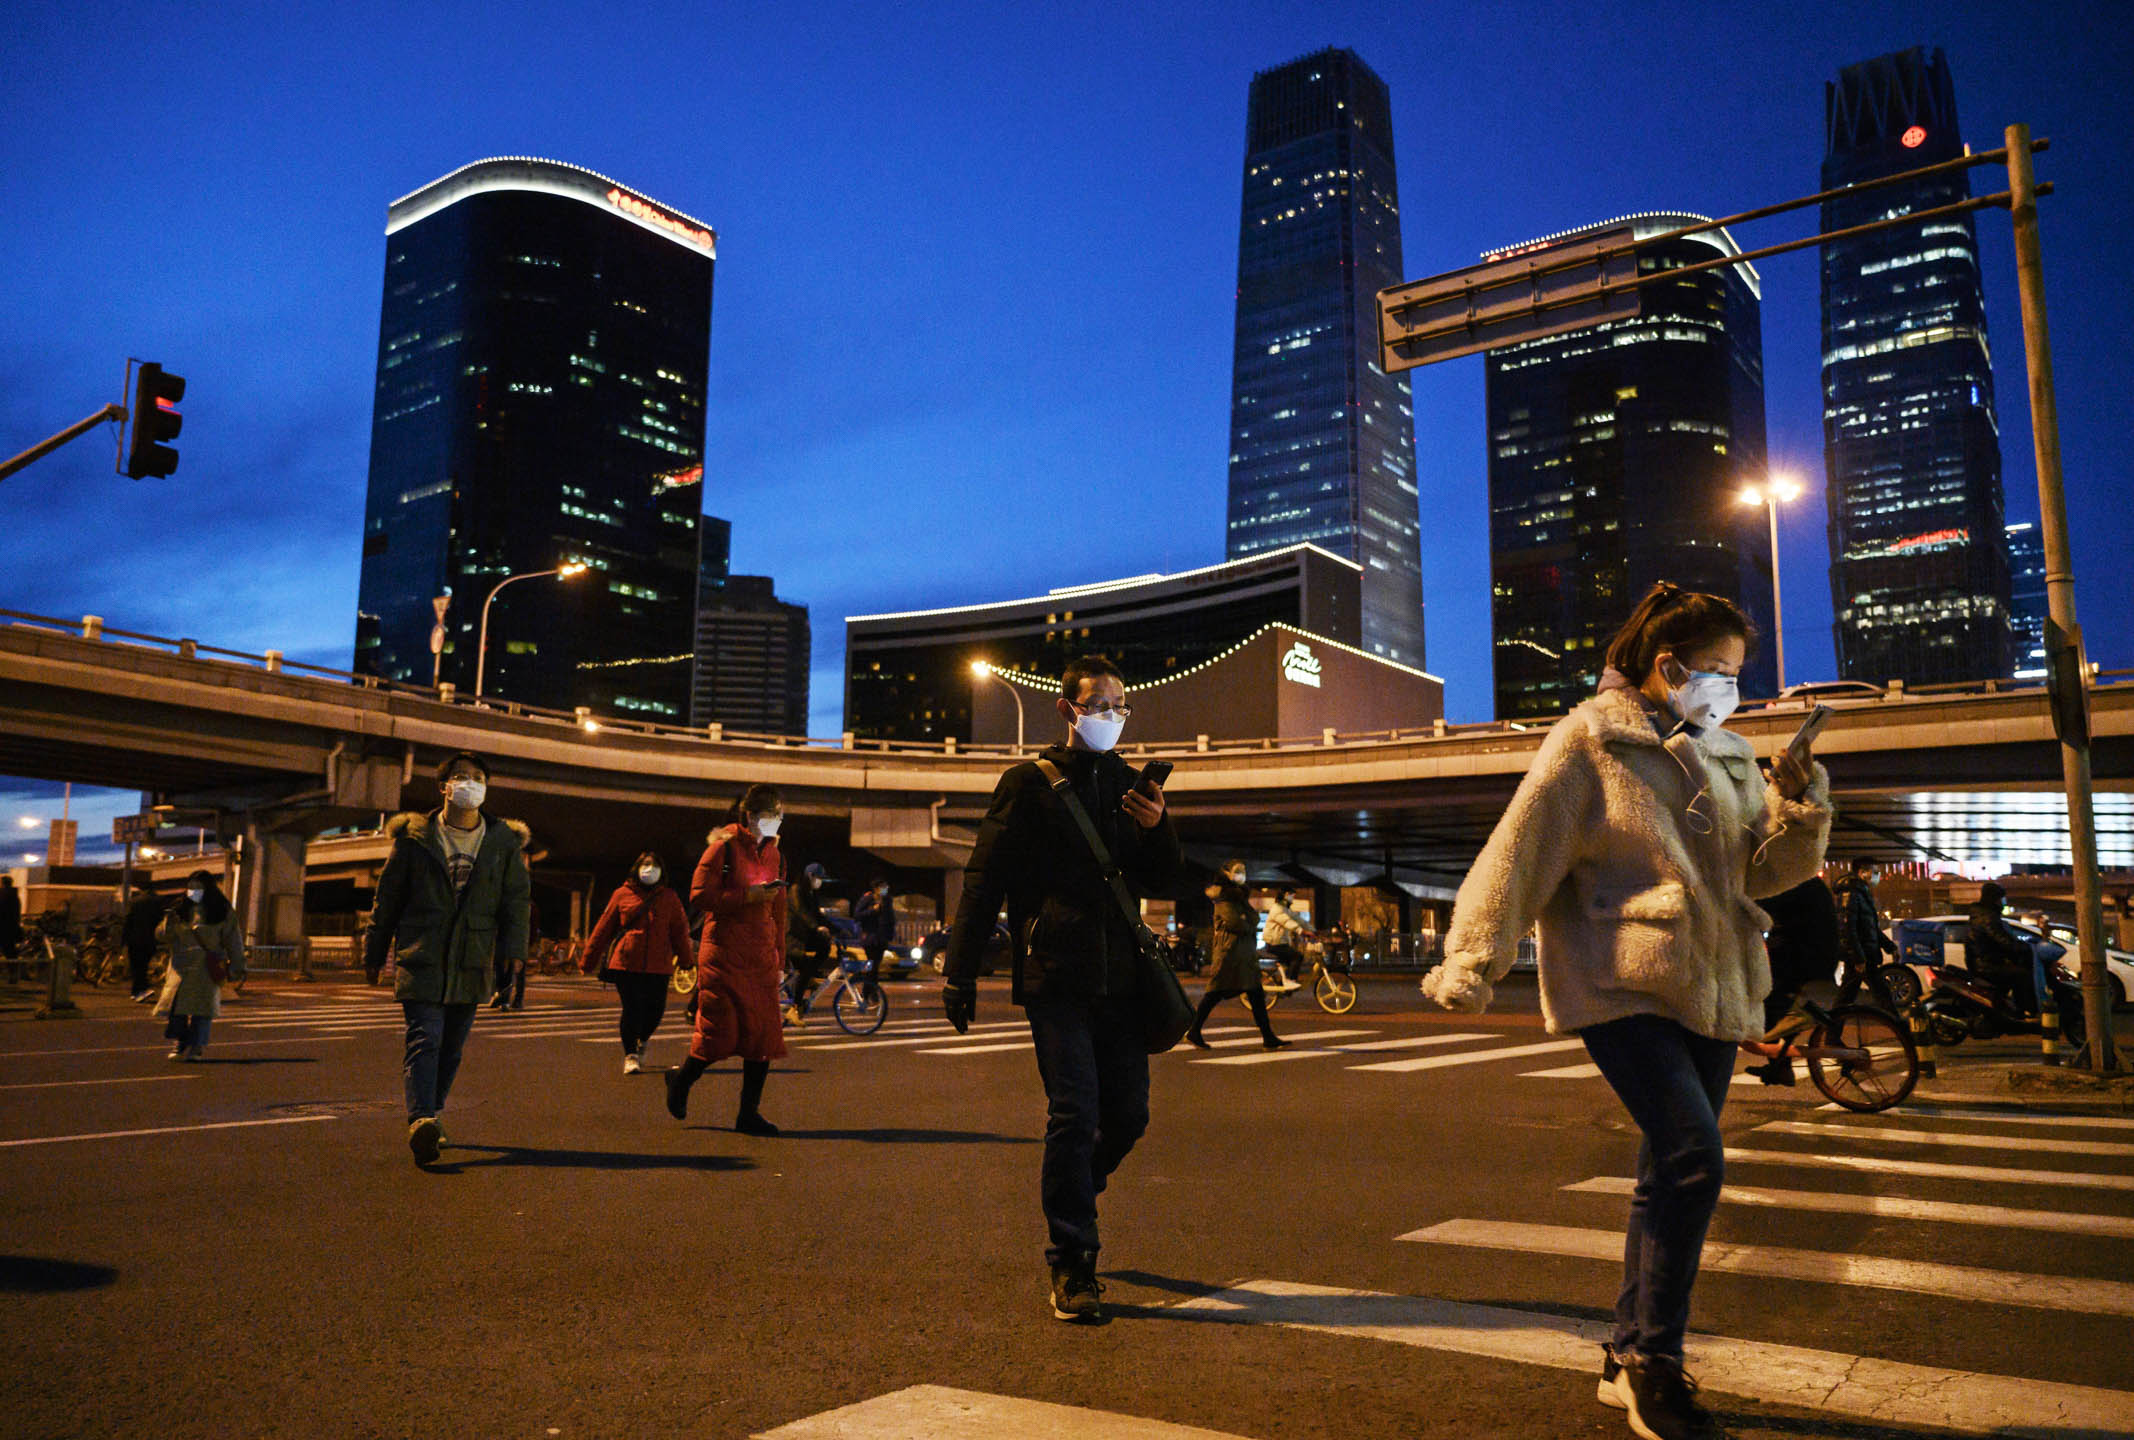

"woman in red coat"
[582,850,693,1074]
[665,785,790,1135]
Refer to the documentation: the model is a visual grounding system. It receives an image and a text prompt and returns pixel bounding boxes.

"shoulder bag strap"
[1033,758,1146,935]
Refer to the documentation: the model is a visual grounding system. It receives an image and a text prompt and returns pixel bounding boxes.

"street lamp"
[475,563,590,699]
[971,660,1025,752]
[1738,475,1804,692]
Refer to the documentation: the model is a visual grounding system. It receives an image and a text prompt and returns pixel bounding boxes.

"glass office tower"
[354,157,714,721]
[1226,48,1424,668]
[1484,215,1775,720]
[1822,48,2011,684]
[2005,521,2047,682]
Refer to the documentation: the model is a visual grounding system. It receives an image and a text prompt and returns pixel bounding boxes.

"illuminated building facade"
[1821,48,2011,684]
[2005,521,2047,682]
[844,544,1363,743]
[354,157,714,721]
[1482,215,1776,721]
[1226,48,1424,668]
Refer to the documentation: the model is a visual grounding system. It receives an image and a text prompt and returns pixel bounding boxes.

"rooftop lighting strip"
[982,622,1443,696]
[846,543,1363,626]
[385,156,716,258]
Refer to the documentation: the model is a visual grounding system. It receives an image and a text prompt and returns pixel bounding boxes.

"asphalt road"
[3,971,2131,1440]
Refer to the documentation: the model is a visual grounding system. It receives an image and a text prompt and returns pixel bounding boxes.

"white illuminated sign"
[1281,641,1323,688]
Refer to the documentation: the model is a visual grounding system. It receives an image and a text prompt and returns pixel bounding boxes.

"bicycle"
[1250,934,1358,1015]
[812,953,889,1035]
[1738,997,1920,1113]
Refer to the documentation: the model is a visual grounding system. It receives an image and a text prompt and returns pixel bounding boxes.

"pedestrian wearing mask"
[784,862,837,1026]
[122,877,166,1002]
[1831,858,1899,1007]
[941,655,1180,1323]
[157,871,244,1061]
[666,785,790,1136]
[1421,583,1831,1440]
[582,851,692,1073]
[364,752,532,1166]
[855,878,899,973]
[1187,861,1284,1049]
[1260,890,1307,992]
[0,873,21,963]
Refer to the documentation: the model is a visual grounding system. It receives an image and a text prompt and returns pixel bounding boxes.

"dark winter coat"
[855,890,898,949]
[1760,876,1841,1003]
[943,744,1182,1006]
[363,811,532,1005]
[1832,875,1896,966]
[1966,895,2033,981]
[786,880,832,965]
[688,824,787,1064]
[122,893,165,951]
[0,883,20,956]
[1205,876,1262,993]
[583,880,691,977]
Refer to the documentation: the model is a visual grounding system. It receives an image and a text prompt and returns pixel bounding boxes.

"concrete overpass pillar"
[237,820,308,950]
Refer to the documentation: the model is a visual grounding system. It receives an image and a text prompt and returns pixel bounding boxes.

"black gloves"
[942,982,976,1034]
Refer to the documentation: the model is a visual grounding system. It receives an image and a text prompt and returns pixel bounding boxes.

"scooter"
[1921,938,2086,1048]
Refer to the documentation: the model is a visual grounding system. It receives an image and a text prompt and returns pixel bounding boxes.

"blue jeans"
[1025,994,1150,1266]
[402,1002,478,1124]
[1580,1012,1737,1362]
[168,1015,212,1051]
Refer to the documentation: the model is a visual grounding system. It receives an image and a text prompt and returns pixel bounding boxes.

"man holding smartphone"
[943,655,1180,1323]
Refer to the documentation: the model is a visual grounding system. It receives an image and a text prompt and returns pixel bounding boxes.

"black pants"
[1025,993,1150,1266]
[1190,984,1278,1043]
[611,970,670,1053]
[128,941,156,996]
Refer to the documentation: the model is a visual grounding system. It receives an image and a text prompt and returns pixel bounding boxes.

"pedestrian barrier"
[1907,1006,1938,1081]
[2040,994,2062,1065]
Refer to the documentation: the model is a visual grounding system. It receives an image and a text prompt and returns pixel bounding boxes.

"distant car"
[921,922,1011,977]
[1894,914,2132,1009]
[1779,680,1886,702]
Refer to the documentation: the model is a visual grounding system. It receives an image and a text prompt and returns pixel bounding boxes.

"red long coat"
[582,881,691,976]
[688,825,788,1063]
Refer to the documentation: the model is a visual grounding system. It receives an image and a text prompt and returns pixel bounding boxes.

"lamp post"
[1738,475,1802,692]
[475,563,588,699]
[971,660,1025,752]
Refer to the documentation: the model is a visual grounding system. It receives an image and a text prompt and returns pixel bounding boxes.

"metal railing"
[4,604,2119,763]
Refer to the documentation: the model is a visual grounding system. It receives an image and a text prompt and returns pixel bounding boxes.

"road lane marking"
[1756,1119,2134,1158]
[799,1023,1034,1053]
[1818,1101,2134,1130]
[1724,1145,2134,1191]
[1399,1218,2134,1316]
[1521,1062,1604,1079]
[1192,1031,1454,1066]
[1326,1033,1497,1052]
[914,1042,1036,1056]
[1167,1279,2134,1436]
[0,1115,336,1148]
[0,1074,201,1091]
[754,1384,1255,1439]
[0,1035,357,1058]
[1565,1175,2134,1239]
[1349,1037,1588,1073]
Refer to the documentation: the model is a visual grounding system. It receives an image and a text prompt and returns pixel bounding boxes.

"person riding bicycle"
[783,862,837,1025]
[1259,889,1307,993]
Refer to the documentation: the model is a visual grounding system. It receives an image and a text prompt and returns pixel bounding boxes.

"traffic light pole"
[0,403,126,484]
[2005,123,2117,1074]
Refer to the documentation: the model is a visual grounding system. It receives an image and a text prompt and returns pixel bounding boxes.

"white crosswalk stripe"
[1755,1118,2134,1158]
[1348,1037,1587,1073]
[1190,1030,1438,1065]
[1565,1175,2134,1239]
[1521,1061,1603,1079]
[1399,1217,2134,1316]
[1821,1101,2134,1129]
[1724,1145,2134,1191]
[756,1385,1253,1439]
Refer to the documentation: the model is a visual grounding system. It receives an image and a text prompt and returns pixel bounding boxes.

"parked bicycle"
[1738,997,1919,1112]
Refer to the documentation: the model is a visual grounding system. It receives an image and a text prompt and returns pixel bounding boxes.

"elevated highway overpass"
[4,609,2130,945]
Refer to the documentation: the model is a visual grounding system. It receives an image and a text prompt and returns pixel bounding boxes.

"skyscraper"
[354,157,715,721]
[1822,48,2011,685]
[1226,48,1424,667]
[692,576,811,736]
[1483,215,1775,720]
[2005,520,2047,681]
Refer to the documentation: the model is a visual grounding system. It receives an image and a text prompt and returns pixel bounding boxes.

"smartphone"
[1136,759,1174,794]
[763,877,790,889]
[1785,704,1833,764]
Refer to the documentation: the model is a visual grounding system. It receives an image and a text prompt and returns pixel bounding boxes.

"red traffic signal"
[124,362,186,479]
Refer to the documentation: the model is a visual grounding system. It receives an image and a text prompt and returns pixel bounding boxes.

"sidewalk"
[1907,1026,2134,1112]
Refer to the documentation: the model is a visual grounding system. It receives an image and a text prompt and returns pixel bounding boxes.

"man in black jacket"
[1967,881,2038,1015]
[1832,858,1899,1007]
[122,878,166,1002]
[942,655,1180,1323]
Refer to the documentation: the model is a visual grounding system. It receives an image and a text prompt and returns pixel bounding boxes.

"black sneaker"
[1048,1253,1105,1323]
[664,1067,691,1121]
[1620,1353,1722,1440]
[1746,1057,1796,1087]
[735,1110,780,1137]
[407,1117,442,1166]
[1597,1345,1626,1410]
[1261,1035,1291,1050]
[1185,1032,1210,1050]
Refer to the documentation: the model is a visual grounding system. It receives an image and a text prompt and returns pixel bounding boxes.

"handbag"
[1032,759,1194,1054]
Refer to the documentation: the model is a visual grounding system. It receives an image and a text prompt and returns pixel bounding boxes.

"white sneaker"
[622,1052,641,1075]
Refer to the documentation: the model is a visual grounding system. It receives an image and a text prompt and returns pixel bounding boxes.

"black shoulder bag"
[1033,758,1194,1054]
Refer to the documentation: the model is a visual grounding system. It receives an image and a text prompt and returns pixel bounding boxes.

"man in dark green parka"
[364,752,531,1165]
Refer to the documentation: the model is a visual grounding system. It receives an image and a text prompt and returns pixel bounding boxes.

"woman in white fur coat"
[1422,583,1830,1440]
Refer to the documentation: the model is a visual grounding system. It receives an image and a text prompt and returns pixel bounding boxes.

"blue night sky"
[3,1,2129,850]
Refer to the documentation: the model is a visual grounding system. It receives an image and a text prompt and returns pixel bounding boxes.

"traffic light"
[123,362,185,478]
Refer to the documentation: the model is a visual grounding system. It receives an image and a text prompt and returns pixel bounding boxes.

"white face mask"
[1072,711,1125,752]
[1668,670,1740,731]
[446,778,486,811]
[638,866,661,886]
[186,888,206,905]
[754,814,782,839]
[1226,869,1246,885]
